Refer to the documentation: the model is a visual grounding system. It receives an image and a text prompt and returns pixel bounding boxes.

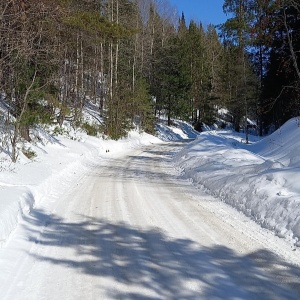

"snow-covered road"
[1,142,300,299]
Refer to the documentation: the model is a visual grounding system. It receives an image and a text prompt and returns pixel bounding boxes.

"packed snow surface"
[0,118,300,299]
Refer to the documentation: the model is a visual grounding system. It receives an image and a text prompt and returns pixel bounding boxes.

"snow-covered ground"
[1,117,300,298]
[1,117,300,249]
[0,126,160,247]
[174,117,300,248]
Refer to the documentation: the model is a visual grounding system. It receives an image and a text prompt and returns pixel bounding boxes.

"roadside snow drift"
[0,128,160,247]
[174,118,300,247]
[156,120,199,141]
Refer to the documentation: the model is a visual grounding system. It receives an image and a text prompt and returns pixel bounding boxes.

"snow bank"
[0,128,160,247]
[156,120,199,141]
[173,118,300,247]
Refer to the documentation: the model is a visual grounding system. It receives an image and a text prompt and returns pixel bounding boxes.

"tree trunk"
[258,44,263,136]
[115,0,119,88]
[75,34,79,104]
[109,42,114,102]
[283,8,300,82]
[167,98,171,126]
[100,42,104,114]
[20,125,30,142]
[80,38,84,112]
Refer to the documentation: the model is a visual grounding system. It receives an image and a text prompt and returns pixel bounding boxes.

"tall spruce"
[261,1,300,131]
[151,34,191,125]
[222,0,259,140]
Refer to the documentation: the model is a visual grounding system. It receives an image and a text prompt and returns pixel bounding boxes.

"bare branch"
[283,8,300,81]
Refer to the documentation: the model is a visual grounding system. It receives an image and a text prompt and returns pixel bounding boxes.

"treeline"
[0,0,299,161]
[222,0,300,135]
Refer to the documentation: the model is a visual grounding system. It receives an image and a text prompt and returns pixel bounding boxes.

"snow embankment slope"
[0,129,160,247]
[156,120,199,141]
[173,118,300,247]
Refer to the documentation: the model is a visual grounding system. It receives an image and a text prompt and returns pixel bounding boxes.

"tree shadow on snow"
[87,144,184,184]
[23,210,300,300]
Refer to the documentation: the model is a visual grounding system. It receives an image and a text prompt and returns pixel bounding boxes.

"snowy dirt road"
[1,142,300,299]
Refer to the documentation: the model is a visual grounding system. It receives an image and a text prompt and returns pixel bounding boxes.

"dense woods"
[0,0,299,161]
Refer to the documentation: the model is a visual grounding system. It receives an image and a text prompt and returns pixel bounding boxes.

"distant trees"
[1,0,161,157]
[221,0,259,142]
[1,0,298,162]
[260,1,300,131]
[0,0,60,161]
[151,34,191,125]
[217,0,300,135]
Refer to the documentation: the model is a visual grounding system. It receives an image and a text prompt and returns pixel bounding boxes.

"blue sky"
[168,0,228,26]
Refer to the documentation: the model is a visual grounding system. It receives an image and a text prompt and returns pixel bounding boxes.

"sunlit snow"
[1,117,300,249]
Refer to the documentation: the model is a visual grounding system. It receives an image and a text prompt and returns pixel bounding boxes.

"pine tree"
[152,35,191,125]
[261,2,300,130]
[221,0,259,140]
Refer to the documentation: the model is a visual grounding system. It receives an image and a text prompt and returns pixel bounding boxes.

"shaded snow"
[156,120,199,141]
[0,127,160,246]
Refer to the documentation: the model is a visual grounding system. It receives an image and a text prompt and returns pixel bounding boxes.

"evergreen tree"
[221,0,259,140]
[261,3,300,131]
[151,35,191,125]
